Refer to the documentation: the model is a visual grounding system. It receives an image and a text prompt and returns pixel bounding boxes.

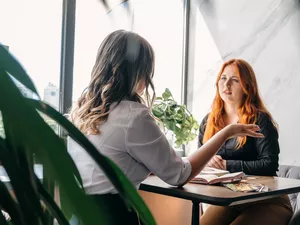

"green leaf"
[162,88,172,100]
[188,133,197,141]
[0,180,24,225]
[174,139,183,148]
[153,89,199,148]
[28,99,156,225]
[36,177,70,225]
[193,123,199,130]
[165,120,176,131]
[184,120,191,127]
[0,134,43,225]
[152,106,164,117]
[174,114,183,122]
[0,69,111,225]
[0,44,39,98]
[0,206,9,225]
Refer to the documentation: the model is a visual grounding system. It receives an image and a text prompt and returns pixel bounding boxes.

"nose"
[224,79,231,88]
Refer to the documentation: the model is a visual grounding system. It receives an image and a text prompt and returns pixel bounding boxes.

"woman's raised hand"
[225,124,264,140]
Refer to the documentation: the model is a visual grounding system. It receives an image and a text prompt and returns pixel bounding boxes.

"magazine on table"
[223,182,269,192]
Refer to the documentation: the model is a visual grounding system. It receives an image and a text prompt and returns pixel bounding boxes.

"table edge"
[139,183,300,206]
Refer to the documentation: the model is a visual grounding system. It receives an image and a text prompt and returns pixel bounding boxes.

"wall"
[187,0,300,165]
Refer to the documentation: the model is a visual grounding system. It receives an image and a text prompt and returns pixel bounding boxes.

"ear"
[136,80,146,95]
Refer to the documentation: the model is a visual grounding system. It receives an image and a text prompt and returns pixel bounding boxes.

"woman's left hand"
[207,155,227,170]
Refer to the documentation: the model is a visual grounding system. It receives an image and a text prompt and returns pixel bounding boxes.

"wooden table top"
[140,175,300,206]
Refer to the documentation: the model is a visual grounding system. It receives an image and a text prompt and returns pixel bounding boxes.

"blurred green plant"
[152,88,199,148]
[0,42,155,225]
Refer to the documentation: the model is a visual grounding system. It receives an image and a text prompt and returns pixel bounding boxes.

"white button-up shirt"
[68,100,192,194]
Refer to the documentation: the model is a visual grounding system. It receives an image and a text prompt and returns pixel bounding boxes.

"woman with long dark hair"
[68,31,263,224]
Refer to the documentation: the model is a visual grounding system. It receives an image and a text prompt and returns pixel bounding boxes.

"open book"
[190,171,245,185]
[199,167,230,176]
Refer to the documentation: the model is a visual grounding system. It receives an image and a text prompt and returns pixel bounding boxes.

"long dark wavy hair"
[70,30,155,134]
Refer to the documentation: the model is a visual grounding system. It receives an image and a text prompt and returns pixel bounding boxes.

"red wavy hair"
[203,59,277,148]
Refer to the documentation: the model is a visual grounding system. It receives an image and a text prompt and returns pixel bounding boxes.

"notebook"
[190,171,245,185]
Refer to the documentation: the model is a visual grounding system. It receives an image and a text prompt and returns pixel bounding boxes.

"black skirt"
[70,194,141,225]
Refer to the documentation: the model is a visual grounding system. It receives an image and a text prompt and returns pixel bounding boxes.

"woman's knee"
[200,205,239,225]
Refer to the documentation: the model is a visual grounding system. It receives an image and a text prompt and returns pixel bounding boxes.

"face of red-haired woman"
[218,64,244,106]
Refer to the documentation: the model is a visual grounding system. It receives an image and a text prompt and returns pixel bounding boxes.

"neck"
[224,103,239,117]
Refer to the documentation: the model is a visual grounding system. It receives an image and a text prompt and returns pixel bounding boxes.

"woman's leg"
[231,203,293,225]
[231,196,293,225]
[200,205,240,225]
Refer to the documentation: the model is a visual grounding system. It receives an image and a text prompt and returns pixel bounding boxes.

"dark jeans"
[70,194,140,225]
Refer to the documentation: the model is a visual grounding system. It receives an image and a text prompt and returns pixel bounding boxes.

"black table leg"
[191,200,200,225]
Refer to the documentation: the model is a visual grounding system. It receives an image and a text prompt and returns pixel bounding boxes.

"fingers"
[215,155,222,160]
[238,124,264,138]
[247,130,264,137]
[209,156,224,169]
[209,161,222,169]
[215,156,226,170]
[244,126,264,138]
[244,124,260,130]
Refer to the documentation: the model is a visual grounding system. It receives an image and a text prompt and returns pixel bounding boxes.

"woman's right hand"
[185,123,264,185]
[225,124,264,140]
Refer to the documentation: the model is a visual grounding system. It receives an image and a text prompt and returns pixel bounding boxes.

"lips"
[223,90,232,94]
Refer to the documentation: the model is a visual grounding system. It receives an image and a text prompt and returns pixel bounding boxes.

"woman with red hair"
[199,59,293,225]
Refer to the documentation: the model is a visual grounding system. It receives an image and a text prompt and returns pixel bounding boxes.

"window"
[0,0,63,134]
[73,0,132,102]
[73,0,184,103]
[132,0,184,102]
[184,5,224,154]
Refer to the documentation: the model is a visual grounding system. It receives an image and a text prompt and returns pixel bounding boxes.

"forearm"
[226,160,242,173]
[227,158,278,175]
[183,123,262,184]
[242,158,278,175]
[185,128,228,183]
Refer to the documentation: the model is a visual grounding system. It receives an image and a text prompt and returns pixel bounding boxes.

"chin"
[221,96,235,103]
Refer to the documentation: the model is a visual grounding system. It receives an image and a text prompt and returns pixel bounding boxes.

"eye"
[232,79,239,83]
[220,76,226,80]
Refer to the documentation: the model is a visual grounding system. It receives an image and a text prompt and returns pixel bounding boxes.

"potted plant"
[0,44,155,224]
[152,88,199,156]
